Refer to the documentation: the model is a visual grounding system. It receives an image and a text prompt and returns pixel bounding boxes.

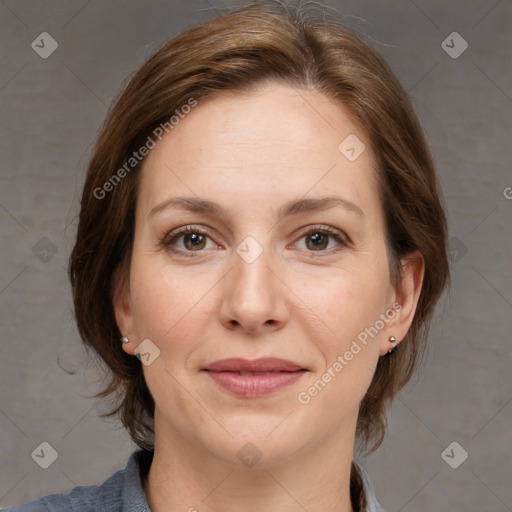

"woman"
[6,1,449,511]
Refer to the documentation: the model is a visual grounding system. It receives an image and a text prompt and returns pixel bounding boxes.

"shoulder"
[2,469,124,512]
[1,450,147,512]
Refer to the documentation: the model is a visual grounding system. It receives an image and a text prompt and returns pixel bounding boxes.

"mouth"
[203,357,307,373]
[202,358,308,397]
[234,371,294,376]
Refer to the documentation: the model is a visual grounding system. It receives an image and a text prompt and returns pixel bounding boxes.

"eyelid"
[161,224,210,244]
[294,224,347,241]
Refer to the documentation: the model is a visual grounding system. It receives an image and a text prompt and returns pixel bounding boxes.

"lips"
[203,357,306,373]
[202,358,307,397]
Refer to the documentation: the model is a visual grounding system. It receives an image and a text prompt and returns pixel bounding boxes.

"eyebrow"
[148,195,364,220]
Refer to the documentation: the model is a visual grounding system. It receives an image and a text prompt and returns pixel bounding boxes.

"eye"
[293,225,348,254]
[161,225,219,256]
[161,224,348,258]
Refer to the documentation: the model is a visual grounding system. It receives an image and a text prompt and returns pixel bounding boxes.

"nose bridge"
[235,243,274,295]
[219,234,287,332]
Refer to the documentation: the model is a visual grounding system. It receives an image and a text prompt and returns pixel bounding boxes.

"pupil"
[186,233,205,250]
[309,233,327,250]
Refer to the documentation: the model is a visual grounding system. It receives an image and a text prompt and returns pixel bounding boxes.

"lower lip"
[204,371,306,397]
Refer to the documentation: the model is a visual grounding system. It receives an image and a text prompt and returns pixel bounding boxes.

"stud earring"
[387,336,398,355]
[120,336,130,344]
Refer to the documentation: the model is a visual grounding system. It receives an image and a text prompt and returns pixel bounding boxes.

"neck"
[143,412,357,512]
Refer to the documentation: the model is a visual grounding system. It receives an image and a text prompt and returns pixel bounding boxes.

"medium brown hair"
[69,0,449,456]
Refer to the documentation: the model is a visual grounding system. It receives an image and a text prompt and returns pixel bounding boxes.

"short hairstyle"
[69,0,449,455]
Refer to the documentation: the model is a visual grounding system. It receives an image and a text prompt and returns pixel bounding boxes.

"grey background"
[0,0,511,510]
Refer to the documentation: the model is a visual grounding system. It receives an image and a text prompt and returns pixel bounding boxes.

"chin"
[200,420,307,470]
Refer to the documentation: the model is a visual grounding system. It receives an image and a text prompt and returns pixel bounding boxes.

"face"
[115,83,421,468]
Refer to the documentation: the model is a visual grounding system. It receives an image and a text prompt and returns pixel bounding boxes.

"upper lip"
[203,357,307,373]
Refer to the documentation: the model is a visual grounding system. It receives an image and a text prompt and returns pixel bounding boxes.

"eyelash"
[160,224,349,258]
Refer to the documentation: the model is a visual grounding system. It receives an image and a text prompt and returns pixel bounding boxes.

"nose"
[218,243,289,336]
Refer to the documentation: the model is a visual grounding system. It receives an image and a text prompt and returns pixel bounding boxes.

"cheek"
[298,274,384,418]
[130,261,182,336]
[300,262,390,407]
[312,264,390,337]
[130,263,214,356]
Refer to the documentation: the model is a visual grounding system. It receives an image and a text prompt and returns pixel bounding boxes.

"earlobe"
[379,251,425,356]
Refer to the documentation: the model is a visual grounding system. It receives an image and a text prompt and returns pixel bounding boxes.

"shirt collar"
[122,449,153,511]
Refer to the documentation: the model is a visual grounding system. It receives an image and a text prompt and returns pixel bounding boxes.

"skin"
[114,82,424,512]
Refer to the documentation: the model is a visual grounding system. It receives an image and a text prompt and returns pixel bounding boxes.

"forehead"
[137,83,381,222]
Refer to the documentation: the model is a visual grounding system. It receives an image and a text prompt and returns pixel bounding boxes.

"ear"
[112,266,136,356]
[379,250,425,356]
